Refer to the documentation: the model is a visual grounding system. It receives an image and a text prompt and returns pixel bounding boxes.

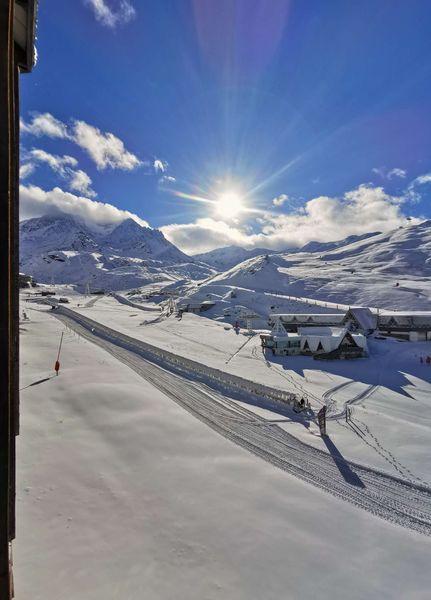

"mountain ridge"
[19,213,214,290]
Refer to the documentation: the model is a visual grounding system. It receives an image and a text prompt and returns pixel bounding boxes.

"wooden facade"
[0,2,36,597]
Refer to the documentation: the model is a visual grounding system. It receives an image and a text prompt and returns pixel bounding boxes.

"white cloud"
[21,113,143,172]
[405,172,431,203]
[72,120,142,171]
[387,168,407,180]
[20,184,149,231]
[161,218,251,255]
[162,184,415,254]
[24,148,97,198]
[159,175,176,184]
[68,169,97,198]
[412,173,431,186]
[154,159,167,173]
[29,149,78,175]
[85,0,136,28]
[272,193,289,207]
[19,163,36,179]
[20,113,70,139]
[372,166,407,180]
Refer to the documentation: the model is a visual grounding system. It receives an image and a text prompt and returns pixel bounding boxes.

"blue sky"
[20,0,431,253]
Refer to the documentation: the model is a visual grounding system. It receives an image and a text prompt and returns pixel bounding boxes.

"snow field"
[16,304,431,599]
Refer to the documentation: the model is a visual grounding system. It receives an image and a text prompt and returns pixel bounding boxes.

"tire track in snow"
[54,311,431,536]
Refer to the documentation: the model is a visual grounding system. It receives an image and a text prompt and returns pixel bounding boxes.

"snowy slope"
[300,231,381,253]
[101,218,190,262]
[17,306,431,599]
[19,214,214,290]
[193,245,271,270]
[181,220,431,312]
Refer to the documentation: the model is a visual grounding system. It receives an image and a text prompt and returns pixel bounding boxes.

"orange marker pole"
[55,332,64,375]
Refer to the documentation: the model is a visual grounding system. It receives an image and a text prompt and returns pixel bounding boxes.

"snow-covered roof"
[270,313,344,324]
[273,332,301,341]
[344,307,377,331]
[378,313,431,326]
[298,327,367,352]
[379,311,431,317]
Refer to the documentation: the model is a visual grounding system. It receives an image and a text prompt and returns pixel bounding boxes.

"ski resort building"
[177,300,216,314]
[261,320,367,359]
[269,307,377,335]
[298,327,367,359]
[267,306,431,343]
[342,307,377,334]
[377,312,431,341]
[268,313,345,331]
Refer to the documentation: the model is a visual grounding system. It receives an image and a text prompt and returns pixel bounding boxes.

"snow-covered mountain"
[20,214,214,290]
[178,220,431,311]
[193,245,271,271]
[299,231,381,254]
[193,233,382,270]
[101,218,190,262]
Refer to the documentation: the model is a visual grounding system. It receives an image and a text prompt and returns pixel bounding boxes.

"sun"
[215,191,244,219]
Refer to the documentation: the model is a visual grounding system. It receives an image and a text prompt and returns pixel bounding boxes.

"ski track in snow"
[83,295,103,308]
[53,309,431,536]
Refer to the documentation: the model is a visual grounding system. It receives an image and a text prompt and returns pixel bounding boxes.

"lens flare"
[215,191,244,219]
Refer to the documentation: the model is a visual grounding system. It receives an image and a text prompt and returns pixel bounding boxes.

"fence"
[57,306,298,408]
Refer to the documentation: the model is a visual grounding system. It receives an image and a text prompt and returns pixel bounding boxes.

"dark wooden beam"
[0,1,18,597]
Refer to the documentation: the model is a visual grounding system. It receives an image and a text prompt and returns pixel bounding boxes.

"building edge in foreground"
[0,2,37,597]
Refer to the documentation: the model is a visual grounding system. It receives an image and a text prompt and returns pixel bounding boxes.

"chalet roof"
[378,312,431,326]
[379,311,431,317]
[344,307,377,331]
[270,313,344,324]
[298,327,367,352]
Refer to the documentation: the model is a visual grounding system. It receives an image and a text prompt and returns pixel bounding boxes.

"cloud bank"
[20,184,149,231]
[73,120,143,170]
[272,193,289,207]
[20,113,69,139]
[21,148,97,198]
[162,184,415,254]
[21,113,143,172]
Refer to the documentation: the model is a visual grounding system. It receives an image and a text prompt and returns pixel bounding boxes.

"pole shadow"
[322,435,366,488]
[20,376,54,391]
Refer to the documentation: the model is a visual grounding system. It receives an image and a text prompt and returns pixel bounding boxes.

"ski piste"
[52,304,431,536]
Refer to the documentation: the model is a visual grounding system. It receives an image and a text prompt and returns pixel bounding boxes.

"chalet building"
[377,312,431,341]
[268,313,345,331]
[298,327,367,359]
[269,306,378,335]
[259,319,301,355]
[177,300,216,314]
[261,320,367,359]
[342,307,377,334]
[268,306,431,343]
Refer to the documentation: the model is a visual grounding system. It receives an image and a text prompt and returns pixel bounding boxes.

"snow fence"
[57,306,297,407]
[111,292,161,312]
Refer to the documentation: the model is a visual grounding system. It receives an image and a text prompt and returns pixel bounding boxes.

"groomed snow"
[53,292,431,483]
[16,305,431,599]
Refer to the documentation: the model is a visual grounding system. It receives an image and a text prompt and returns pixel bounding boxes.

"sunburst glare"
[215,191,244,219]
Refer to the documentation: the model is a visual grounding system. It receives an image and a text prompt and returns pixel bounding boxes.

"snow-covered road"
[54,308,431,536]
